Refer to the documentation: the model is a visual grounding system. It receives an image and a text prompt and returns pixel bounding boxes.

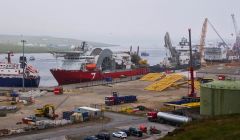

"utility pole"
[21,40,26,90]
[188,29,196,98]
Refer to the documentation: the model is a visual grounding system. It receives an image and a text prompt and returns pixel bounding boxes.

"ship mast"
[21,40,26,89]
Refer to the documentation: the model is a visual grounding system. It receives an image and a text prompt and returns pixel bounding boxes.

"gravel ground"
[0,79,189,139]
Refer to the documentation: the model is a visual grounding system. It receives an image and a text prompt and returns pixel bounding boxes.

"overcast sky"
[0,0,239,47]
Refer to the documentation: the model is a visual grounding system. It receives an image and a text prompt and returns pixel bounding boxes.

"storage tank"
[157,112,191,124]
[200,80,240,116]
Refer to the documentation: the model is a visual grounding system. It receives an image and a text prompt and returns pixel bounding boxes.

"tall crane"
[231,14,240,59]
[231,14,240,37]
[199,18,208,64]
[164,32,180,66]
[199,18,229,65]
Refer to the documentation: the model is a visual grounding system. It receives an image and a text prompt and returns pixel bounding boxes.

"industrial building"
[200,80,240,116]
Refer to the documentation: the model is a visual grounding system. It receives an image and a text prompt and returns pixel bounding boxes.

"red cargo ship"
[50,42,148,85]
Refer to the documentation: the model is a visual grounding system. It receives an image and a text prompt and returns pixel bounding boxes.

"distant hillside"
[0,34,115,49]
[0,43,70,53]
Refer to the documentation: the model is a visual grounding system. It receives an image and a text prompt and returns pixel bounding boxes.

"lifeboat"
[86,63,96,71]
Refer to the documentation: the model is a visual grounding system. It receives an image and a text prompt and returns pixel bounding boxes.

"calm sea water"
[0,48,166,87]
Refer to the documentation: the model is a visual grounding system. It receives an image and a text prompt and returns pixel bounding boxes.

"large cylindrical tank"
[200,80,240,116]
[157,112,191,124]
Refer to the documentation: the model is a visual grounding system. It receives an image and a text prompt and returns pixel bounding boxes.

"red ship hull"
[50,68,149,85]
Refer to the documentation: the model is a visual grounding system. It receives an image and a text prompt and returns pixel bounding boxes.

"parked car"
[84,136,99,140]
[120,129,130,136]
[112,131,127,139]
[95,132,110,140]
[129,127,143,137]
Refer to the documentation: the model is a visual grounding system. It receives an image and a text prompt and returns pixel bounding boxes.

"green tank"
[200,80,240,116]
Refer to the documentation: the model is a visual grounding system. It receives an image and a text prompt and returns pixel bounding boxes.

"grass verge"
[162,114,240,140]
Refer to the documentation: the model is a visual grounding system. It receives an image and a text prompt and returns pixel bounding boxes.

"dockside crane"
[231,14,240,59]
[199,18,229,65]
[164,32,180,66]
[199,18,208,65]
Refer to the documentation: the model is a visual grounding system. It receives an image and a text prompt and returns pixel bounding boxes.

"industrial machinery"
[199,17,240,65]
[199,18,208,65]
[147,111,191,126]
[161,32,200,69]
[231,14,240,59]
[35,104,58,120]
[162,32,180,67]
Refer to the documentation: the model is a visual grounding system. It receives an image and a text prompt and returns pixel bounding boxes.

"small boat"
[29,56,35,61]
[141,52,149,56]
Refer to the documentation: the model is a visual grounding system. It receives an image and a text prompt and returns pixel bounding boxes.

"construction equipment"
[199,18,208,65]
[231,14,240,59]
[164,32,180,67]
[35,104,58,120]
[199,18,230,65]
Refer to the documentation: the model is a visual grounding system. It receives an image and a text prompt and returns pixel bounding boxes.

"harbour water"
[0,48,165,87]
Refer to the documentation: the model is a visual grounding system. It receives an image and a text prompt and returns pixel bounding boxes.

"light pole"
[21,40,26,90]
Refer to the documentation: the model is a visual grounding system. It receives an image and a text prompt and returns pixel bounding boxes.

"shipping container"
[62,111,74,120]
[74,107,101,119]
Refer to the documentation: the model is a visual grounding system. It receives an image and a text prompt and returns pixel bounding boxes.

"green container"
[200,80,240,116]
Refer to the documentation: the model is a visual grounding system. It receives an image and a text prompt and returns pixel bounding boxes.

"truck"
[105,92,137,106]
[147,111,191,126]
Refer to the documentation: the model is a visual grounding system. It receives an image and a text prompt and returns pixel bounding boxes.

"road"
[2,112,175,140]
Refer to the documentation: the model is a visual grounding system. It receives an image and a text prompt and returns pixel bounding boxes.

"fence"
[73,75,144,88]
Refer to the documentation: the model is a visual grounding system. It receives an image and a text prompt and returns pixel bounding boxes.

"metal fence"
[74,75,143,88]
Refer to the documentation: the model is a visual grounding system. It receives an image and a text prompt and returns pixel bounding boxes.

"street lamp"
[21,40,26,89]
